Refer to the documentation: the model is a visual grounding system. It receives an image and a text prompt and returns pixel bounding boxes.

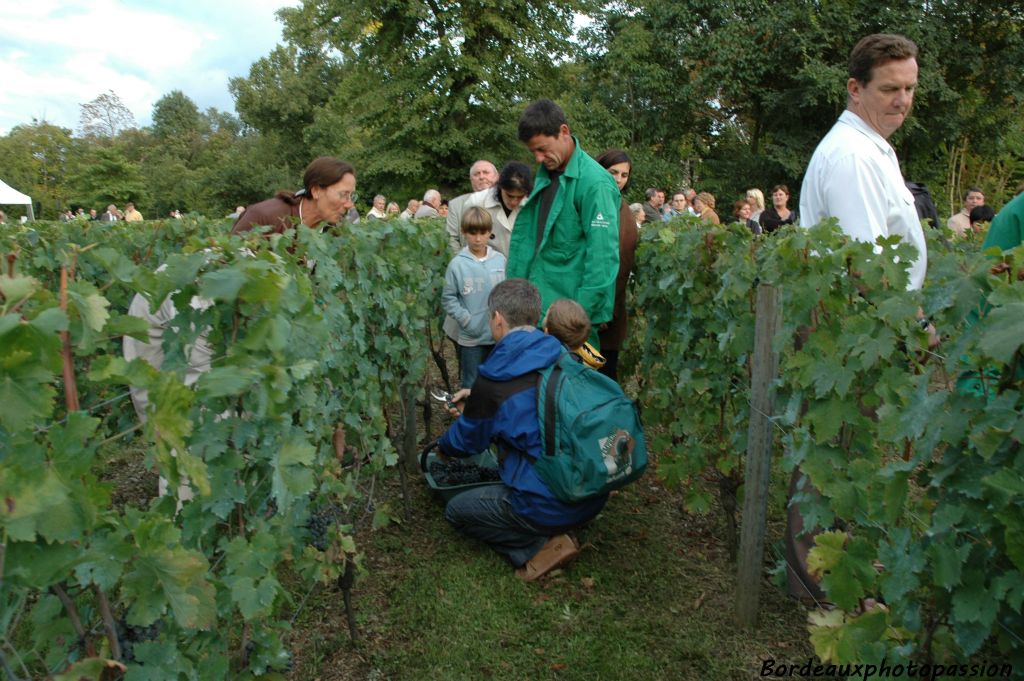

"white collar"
[838,110,896,157]
[464,245,495,261]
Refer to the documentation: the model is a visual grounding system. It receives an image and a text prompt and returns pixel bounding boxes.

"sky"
[0,0,300,135]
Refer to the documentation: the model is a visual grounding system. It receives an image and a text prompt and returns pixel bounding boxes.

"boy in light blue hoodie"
[441,206,507,388]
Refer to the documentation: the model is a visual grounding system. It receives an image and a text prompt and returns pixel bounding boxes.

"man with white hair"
[100,204,119,222]
[399,199,419,219]
[447,160,499,253]
[414,189,442,218]
[366,194,388,220]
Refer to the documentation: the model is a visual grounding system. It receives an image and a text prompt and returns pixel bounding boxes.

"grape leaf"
[67,281,111,332]
[271,438,316,514]
[977,303,1024,364]
[878,528,924,604]
[0,275,39,304]
[198,268,246,302]
[122,546,215,629]
[227,575,280,620]
[806,530,847,576]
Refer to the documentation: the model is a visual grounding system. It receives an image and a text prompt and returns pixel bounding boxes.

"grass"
[83,344,815,680]
[286,458,815,680]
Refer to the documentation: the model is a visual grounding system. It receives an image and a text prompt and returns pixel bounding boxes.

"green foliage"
[571,0,1024,208]
[5,2,1022,222]
[632,217,758,506]
[69,144,149,209]
[0,215,447,677]
[630,218,1024,667]
[245,0,591,197]
[0,120,74,219]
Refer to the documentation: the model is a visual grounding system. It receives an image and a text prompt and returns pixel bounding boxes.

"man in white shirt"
[799,33,926,291]
[399,199,419,220]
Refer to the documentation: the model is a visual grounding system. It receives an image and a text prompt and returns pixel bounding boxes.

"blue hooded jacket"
[439,328,608,527]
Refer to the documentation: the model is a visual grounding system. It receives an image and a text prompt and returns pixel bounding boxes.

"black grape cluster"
[429,460,500,487]
[116,619,160,663]
[306,504,343,551]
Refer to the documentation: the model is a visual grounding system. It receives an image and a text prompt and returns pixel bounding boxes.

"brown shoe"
[515,534,580,581]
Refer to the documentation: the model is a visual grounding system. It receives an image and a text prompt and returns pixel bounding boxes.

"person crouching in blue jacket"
[439,278,607,581]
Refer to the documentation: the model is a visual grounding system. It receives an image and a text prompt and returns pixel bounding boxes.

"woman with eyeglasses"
[231,156,357,235]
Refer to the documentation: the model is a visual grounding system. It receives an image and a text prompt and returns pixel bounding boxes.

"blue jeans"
[458,344,493,389]
[444,484,549,567]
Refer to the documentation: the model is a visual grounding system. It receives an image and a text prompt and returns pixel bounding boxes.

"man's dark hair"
[645,187,659,201]
[488,278,541,328]
[848,34,918,84]
[518,99,567,142]
[964,186,984,200]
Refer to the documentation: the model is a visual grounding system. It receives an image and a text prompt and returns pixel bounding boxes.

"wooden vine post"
[59,264,81,412]
[735,283,780,627]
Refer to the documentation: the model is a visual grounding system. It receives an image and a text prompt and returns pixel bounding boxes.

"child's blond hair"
[543,298,591,349]
[461,206,493,234]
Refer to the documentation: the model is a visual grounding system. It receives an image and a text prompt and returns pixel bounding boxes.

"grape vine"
[0,216,448,679]
[629,217,1024,669]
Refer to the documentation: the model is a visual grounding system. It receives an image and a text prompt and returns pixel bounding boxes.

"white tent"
[0,179,34,221]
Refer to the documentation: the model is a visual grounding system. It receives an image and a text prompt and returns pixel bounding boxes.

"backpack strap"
[542,359,563,457]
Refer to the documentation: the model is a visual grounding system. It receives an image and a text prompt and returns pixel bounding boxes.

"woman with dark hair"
[232,156,356,235]
[593,148,639,382]
[968,204,996,235]
[759,184,798,234]
[462,161,534,257]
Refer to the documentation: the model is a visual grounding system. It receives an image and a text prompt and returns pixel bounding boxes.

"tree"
[78,90,137,138]
[0,120,74,219]
[230,44,336,173]
[151,90,203,161]
[571,0,1024,208]
[68,144,147,209]
[568,1,711,201]
[230,0,594,198]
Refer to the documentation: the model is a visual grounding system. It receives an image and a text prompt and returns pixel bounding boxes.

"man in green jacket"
[507,99,620,346]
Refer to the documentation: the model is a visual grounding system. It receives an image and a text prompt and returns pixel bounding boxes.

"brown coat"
[598,197,639,351]
[231,197,301,235]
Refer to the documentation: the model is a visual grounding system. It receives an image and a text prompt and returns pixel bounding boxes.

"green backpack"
[534,352,647,503]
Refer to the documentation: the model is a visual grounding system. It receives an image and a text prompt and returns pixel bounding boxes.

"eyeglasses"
[334,190,358,202]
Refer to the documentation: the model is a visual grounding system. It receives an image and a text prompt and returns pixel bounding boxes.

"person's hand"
[914,307,940,361]
[449,388,471,416]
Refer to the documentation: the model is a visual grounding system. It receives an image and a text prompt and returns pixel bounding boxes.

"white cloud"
[0,0,299,135]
